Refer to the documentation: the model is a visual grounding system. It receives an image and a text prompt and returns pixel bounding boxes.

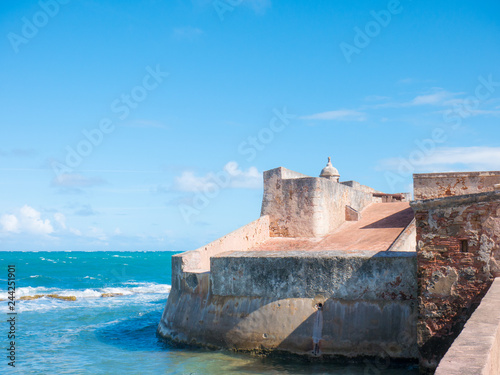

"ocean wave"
[0,283,171,302]
[18,275,58,283]
[39,257,58,263]
[12,292,168,313]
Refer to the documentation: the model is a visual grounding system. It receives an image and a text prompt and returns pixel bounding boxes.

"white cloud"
[411,90,453,106]
[19,205,54,234]
[0,214,19,233]
[0,205,54,235]
[223,161,262,189]
[52,173,105,188]
[88,226,107,241]
[379,147,500,173]
[0,206,115,246]
[69,227,82,236]
[173,161,262,192]
[363,89,460,109]
[174,171,215,192]
[437,100,500,118]
[300,109,367,121]
[54,213,67,229]
[396,78,415,85]
[414,147,500,170]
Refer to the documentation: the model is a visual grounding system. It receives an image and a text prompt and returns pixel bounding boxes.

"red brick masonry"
[411,191,500,373]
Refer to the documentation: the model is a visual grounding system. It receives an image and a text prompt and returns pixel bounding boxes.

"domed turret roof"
[320,157,340,178]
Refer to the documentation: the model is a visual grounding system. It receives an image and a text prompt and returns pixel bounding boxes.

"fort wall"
[159,250,418,358]
[413,171,500,200]
[260,167,383,238]
[411,186,500,373]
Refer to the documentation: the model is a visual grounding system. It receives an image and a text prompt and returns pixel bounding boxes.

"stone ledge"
[212,250,417,259]
[435,278,500,375]
[411,190,500,210]
[413,171,500,179]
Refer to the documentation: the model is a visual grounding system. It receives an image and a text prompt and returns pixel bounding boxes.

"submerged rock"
[20,295,44,300]
[21,294,76,301]
[46,294,77,301]
[100,293,124,298]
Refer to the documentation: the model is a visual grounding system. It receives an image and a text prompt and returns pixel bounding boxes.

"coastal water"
[0,252,418,374]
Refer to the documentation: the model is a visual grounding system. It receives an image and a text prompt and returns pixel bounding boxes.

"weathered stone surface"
[159,292,418,358]
[260,167,386,238]
[159,251,418,359]
[411,189,500,373]
[414,171,500,200]
[211,250,417,300]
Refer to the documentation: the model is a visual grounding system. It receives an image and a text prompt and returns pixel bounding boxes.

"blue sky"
[1,0,499,251]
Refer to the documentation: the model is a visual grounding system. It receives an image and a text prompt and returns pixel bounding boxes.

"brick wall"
[411,192,500,373]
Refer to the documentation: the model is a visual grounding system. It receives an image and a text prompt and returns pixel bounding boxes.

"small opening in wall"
[460,239,469,253]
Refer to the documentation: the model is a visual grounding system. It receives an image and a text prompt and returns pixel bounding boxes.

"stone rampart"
[159,250,418,359]
[414,171,500,200]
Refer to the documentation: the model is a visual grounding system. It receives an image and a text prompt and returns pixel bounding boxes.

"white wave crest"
[0,283,171,302]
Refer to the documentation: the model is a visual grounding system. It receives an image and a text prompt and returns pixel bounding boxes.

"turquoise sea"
[0,252,418,374]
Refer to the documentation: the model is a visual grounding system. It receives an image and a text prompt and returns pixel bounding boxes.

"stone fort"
[158,158,500,374]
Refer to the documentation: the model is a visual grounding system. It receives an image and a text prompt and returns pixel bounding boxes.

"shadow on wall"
[361,208,415,229]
